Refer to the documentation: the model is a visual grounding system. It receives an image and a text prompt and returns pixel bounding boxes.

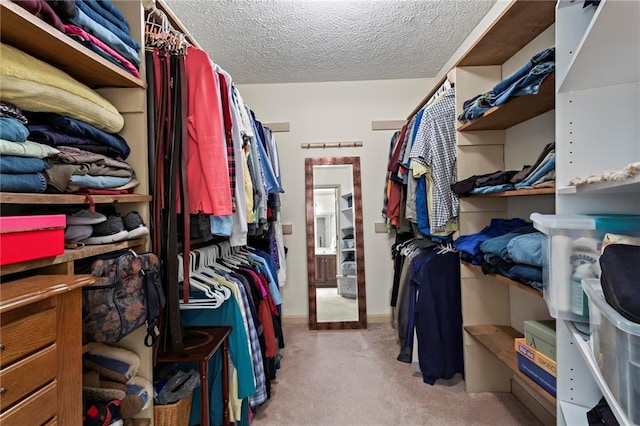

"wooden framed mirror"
[305,157,367,330]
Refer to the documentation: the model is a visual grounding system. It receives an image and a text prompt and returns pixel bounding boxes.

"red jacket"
[185,47,232,215]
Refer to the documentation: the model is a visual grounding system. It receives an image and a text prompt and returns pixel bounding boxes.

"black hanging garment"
[147,48,191,356]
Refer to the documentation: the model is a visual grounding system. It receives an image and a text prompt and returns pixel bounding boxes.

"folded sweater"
[0,43,123,132]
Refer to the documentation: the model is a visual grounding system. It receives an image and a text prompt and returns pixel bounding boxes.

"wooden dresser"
[0,275,94,426]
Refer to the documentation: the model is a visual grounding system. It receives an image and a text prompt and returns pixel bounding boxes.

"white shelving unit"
[337,192,356,298]
[555,0,640,424]
[565,321,632,425]
[557,175,640,195]
[557,0,639,92]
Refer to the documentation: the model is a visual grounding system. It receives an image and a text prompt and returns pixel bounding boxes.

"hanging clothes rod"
[406,69,456,119]
[146,0,201,48]
[301,141,363,149]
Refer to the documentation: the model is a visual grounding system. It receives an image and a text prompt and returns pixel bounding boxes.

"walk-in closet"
[0,0,638,425]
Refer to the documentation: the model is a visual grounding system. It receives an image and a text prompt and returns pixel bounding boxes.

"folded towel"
[0,43,123,132]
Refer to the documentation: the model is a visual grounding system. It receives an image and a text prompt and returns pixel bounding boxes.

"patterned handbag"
[83,249,165,346]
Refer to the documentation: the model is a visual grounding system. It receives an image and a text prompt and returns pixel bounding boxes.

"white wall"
[314,192,335,215]
[238,78,433,318]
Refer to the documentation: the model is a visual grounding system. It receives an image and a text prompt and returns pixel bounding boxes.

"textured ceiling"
[164,0,496,84]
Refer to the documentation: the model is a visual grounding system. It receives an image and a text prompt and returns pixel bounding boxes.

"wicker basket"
[154,393,193,426]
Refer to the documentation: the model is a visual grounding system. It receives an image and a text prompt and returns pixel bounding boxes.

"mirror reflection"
[307,158,366,328]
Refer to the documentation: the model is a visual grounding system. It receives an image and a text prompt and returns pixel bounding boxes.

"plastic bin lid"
[582,278,640,336]
[531,213,640,234]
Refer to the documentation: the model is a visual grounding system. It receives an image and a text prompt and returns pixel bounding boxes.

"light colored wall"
[314,165,353,194]
[238,78,433,318]
[314,192,335,215]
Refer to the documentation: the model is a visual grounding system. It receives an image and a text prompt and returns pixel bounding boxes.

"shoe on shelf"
[123,211,149,240]
[82,215,128,245]
[66,208,107,226]
[65,225,93,243]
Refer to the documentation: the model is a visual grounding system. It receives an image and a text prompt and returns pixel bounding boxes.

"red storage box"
[0,215,66,266]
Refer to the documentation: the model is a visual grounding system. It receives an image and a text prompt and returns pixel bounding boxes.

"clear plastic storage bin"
[531,213,640,322]
[583,278,640,425]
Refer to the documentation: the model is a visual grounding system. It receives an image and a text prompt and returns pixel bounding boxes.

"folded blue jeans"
[0,173,47,192]
[76,0,138,51]
[492,61,555,106]
[469,183,515,195]
[492,47,555,95]
[507,232,543,267]
[480,225,537,262]
[484,254,543,289]
[510,264,543,289]
[70,9,140,66]
[85,0,129,33]
[0,117,29,142]
[453,218,529,263]
[0,155,49,174]
[96,0,128,24]
[515,156,556,188]
[460,47,555,122]
[69,174,132,188]
[460,92,494,122]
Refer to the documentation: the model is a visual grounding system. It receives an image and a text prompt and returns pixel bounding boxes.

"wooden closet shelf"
[0,238,147,277]
[0,0,146,89]
[0,193,151,204]
[461,261,542,299]
[455,0,556,67]
[407,0,555,118]
[466,187,555,198]
[464,324,557,408]
[457,74,555,132]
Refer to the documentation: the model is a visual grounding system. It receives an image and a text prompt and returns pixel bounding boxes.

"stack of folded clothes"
[0,102,58,193]
[454,218,544,291]
[26,112,138,194]
[451,142,555,196]
[0,25,136,195]
[12,0,140,77]
[479,224,543,290]
[458,47,555,123]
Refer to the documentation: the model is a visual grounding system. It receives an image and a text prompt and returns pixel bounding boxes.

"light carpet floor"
[253,323,541,426]
[316,287,358,322]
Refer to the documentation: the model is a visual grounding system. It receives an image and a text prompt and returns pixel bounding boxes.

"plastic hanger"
[197,247,232,300]
[210,245,234,274]
[436,243,456,255]
[176,252,223,306]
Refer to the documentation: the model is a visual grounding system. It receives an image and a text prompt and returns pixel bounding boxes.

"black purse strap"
[143,266,166,347]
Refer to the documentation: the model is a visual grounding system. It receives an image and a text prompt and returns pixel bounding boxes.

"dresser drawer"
[0,344,57,411]
[44,418,57,426]
[0,380,56,425]
[0,308,56,368]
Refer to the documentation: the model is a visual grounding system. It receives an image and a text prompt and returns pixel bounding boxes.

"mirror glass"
[306,158,367,329]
